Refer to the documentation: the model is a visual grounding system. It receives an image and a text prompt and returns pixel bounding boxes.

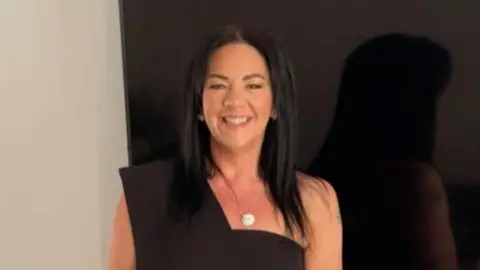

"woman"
[109,25,342,270]
[308,34,457,270]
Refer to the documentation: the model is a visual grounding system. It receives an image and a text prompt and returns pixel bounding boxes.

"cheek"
[201,92,213,115]
[201,92,222,120]
[252,94,274,119]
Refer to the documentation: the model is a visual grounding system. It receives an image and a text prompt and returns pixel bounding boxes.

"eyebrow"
[206,74,229,81]
[206,73,266,81]
[243,73,265,80]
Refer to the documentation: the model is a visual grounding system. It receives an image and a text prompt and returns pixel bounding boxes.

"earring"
[271,113,277,120]
[197,114,204,121]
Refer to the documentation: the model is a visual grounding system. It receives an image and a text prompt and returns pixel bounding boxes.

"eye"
[208,84,227,90]
[246,83,263,90]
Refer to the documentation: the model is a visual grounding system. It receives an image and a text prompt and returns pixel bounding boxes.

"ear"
[197,105,205,121]
[271,110,277,120]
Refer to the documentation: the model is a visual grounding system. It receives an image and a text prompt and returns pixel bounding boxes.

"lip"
[220,114,253,117]
[221,116,253,126]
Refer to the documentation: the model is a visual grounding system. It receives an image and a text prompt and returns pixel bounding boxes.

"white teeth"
[223,116,249,125]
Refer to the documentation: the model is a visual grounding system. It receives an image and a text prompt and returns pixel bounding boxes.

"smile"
[222,116,251,125]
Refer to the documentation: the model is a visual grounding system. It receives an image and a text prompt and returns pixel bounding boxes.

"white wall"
[0,1,127,269]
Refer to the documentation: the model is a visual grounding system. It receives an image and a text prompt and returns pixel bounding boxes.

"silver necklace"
[222,177,262,227]
[239,192,261,227]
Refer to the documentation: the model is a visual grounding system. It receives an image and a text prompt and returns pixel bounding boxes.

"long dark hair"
[171,25,306,238]
[309,33,453,182]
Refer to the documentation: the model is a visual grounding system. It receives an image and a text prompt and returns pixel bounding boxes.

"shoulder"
[296,171,339,218]
[120,158,176,193]
[296,171,341,239]
[119,158,175,183]
[110,159,177,270]
[119,159,177,221]
[296,172,343,269]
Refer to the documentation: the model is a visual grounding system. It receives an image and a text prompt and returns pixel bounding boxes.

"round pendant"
[241,213,255,227]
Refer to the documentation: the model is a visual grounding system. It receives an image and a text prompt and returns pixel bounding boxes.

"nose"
[222,83,245,108]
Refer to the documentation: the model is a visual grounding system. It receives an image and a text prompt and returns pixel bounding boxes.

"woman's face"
[202,43,275,151]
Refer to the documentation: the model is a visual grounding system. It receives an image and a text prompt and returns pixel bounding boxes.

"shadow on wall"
[128,86,180,165]
[309,32,480,270]
[447,185,480,270]
[308,33,462,270]
[309,33,453,168]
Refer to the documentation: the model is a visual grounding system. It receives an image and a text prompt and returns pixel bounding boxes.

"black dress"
[120,160,305,270]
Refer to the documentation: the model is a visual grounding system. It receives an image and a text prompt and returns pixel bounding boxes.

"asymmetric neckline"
[204,180,305,251]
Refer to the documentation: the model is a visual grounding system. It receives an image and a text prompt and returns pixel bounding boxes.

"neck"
[209,139,262,187]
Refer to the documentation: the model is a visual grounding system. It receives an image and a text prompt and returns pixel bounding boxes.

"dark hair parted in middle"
[170,25,307,238]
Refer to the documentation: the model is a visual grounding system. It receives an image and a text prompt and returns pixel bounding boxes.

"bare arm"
[303,178,343,270]
[108,193,135,270]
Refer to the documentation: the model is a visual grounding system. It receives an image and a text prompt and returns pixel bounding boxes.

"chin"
[223,140,253,150]
[212,136,261,153]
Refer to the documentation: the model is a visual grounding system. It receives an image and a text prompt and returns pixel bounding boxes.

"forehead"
[207,43,269,77]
